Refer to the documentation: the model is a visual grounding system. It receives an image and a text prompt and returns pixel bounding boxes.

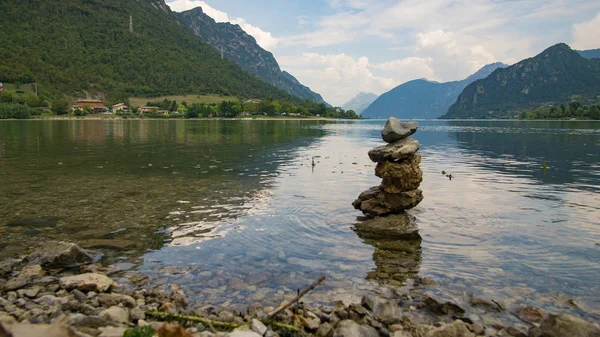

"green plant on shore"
[123,326,155,337]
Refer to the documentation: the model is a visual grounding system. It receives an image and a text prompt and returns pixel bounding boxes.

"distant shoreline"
[1,116,345,121]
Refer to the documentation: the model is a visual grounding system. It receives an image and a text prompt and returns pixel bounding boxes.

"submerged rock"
[6,216,59,227]
[381,118,418,143]
[24,241,102,269]
[423,293,465,316]
[368,138,420,163]
[354,213,420,240]
[528,313,600,337]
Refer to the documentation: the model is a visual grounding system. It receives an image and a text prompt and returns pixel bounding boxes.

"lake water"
[1,119,599,321]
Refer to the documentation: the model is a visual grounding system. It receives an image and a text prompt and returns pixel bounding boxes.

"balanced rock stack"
[353,117,423,216]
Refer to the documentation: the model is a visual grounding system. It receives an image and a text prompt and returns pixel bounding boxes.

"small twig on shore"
[207,320,218,334]
[144,311,302,334]
[267,275,326,319]
[145,311,243,331]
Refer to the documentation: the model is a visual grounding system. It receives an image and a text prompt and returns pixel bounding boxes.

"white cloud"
[572,13,600,49]
[372,57,437,81]
[279,53,396,106]
[279,53,444,106]
[167,0,278,50]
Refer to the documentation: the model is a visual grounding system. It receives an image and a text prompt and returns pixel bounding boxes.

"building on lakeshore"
[111,103,128,114]
[74,99,106,113]
[243,99,262,104]
[138,106,159,114]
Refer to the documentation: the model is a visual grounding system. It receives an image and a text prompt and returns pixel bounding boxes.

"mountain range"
[175,7,328,105]
[342,92,379,115]
[443,43,600,119]
[0,0,305,103]
[577,49,600,59]
[362,63,506,119]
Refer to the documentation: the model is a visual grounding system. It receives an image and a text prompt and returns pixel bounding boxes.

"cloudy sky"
[166,0,600,106]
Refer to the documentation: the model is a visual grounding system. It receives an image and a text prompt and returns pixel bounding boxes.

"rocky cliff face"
[443,43,600,118]
[362,63,506,119]
[175,7,328,105]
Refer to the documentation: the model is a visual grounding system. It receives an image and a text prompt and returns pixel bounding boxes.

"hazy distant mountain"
[362,63,506,119]
[577,48,600,59]
[443,43,600,119]
[342,92,379,115]
[176,7,328,105]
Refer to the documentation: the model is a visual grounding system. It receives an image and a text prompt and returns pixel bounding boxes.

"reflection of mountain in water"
[0,120,327,261]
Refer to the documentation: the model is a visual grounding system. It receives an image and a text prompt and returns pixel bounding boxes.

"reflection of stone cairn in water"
[352,117,423,285]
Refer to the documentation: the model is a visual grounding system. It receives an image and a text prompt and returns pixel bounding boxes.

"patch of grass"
[129,94,237,107]
[1,82,36,96]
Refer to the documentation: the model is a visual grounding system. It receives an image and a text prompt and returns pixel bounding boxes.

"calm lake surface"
[1,119,599,318]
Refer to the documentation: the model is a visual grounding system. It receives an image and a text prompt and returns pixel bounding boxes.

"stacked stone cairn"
[353,117,423,216]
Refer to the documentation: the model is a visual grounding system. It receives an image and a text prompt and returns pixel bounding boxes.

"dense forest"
[519,102,600,120]
[0,0,298,103]
[146,98,359,119]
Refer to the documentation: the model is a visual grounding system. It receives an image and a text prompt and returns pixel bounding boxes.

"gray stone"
[382,118,419,143]
[376,155,423,193]
[354,213,420,240]
[0,258,21,276]
[317,322,333,337]
[427,320,475,337]
[229,328,262,337]
[72,289,87,302]
[59,273,113,293]
[361,295,376,311]
[368,138,420,163]
[130,308,145,321]
[372,299,401,323]
[99,326,129,337]
[17,287,41,299]
[352,187,424,215]
[23,241,102,269]
[423,293,465,315]
[97,293,136,308]
[299,314,321,330]
[528,313,600,337]
[332,320,379,337]
[251,319,267,335]
[100,306,129,324]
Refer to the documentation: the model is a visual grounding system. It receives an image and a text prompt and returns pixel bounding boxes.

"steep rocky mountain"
[443,43,600,119]
[577,48,600,59]
[342,92,379,115]
[362,63,506,119]
[0,0,296,102]
[175,7,328,105]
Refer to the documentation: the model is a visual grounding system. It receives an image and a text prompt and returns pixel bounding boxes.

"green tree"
[24,93,42,107]
[51,98,70,115]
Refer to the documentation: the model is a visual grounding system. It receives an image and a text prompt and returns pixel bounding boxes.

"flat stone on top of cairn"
[353,117,423,216]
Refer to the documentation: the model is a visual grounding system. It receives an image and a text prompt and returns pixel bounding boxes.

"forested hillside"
[175,7,328,105]
[0,0,296,103]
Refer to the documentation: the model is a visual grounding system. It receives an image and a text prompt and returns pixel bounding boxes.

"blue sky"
[166,0,600,106]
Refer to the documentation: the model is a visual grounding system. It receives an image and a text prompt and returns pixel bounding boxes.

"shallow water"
[1,119,599,319]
